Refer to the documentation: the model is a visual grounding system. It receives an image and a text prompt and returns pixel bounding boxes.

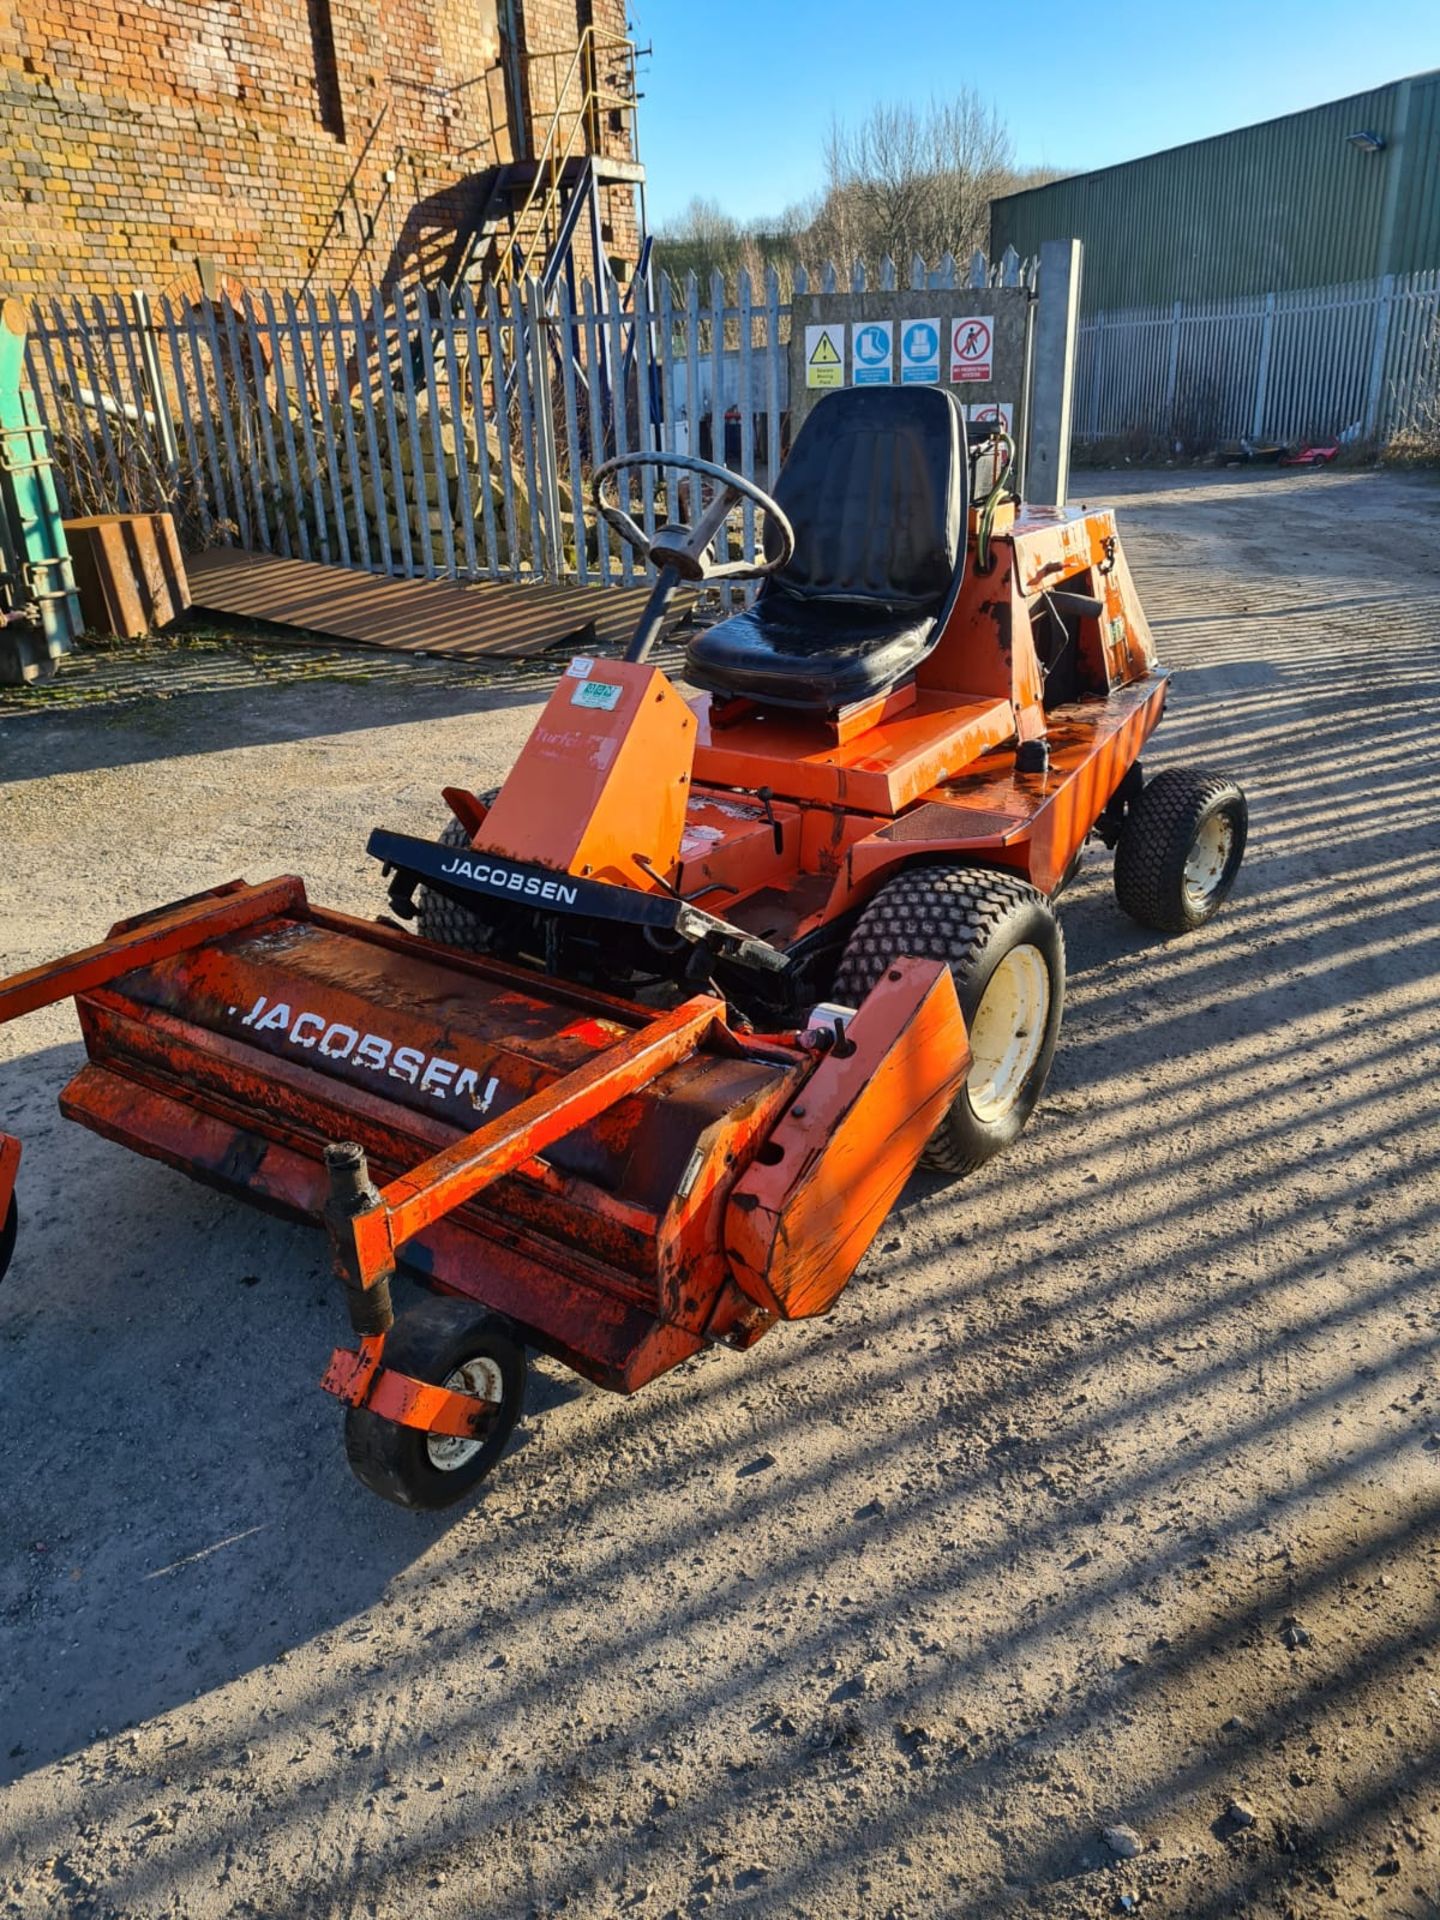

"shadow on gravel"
[0,670,555,784]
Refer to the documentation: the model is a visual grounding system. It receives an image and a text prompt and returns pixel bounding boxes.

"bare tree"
[651,96,1067,291]
[651,195,744,284]
[812,90,1019,269]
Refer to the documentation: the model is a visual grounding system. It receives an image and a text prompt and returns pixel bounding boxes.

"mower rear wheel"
[343,1298,526,1510]
[1114,768,1248,934]
[0,1195,16,1284]
[415,804,498,953]
[833,865,1066,1176]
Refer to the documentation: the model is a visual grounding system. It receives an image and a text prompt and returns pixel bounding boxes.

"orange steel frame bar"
[0,1130,19,1224]
[0,877,305,1025]
[0,879,307,1238]
[321,994,737,1432]
[344,994,728,1290]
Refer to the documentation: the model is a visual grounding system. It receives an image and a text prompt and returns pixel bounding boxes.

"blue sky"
[627,0,1439,226]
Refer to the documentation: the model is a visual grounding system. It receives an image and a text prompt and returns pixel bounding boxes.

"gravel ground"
[1,467,1438,1920]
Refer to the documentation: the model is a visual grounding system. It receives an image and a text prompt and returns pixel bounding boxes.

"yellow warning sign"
[805,323,844,389]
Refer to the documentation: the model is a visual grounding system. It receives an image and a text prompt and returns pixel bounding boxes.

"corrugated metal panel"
[992,71,1440,312]
[1388,71,1440,276]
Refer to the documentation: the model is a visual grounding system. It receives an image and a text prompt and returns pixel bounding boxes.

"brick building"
[0,1,643,300]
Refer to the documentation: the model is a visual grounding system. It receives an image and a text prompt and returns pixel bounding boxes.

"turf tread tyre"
[415,802,498,952]
[344,1298,525,1510]
[832,865,1065,1176]
[1113,767,1247,935]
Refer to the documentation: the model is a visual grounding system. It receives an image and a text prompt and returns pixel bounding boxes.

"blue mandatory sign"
[851,320,893,384]
[900,317,942,384]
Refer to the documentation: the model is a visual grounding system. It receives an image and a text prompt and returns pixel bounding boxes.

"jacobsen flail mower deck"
[0,388,1248,1508]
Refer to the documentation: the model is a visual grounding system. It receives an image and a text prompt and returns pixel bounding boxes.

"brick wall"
[0,0,641,299]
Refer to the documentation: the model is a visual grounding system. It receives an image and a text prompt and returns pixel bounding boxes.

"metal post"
[1363,274,1397,441]
[524,277,565,579]
[1250,291,1276,440]
[131,289,179,475]
[588,172,610,421]
[1164,298,1184,441]
[1026,237,1082,509]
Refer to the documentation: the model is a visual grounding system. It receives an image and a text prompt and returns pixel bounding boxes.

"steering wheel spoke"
[592,452,793,585]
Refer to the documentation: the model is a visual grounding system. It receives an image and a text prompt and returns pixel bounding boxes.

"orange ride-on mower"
[0,388,1248,1509]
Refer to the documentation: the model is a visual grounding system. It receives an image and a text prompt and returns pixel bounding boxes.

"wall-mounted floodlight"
[1346,130,1386,152]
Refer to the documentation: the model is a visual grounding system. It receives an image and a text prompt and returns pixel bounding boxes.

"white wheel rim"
[426,1354,503,1471]
[966,944,1051,1125]
[1183,813,1234,909]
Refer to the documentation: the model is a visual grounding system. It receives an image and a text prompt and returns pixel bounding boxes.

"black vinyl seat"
[686,385,969,713]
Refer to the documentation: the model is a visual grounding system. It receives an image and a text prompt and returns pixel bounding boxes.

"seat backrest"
[765,386,967,609]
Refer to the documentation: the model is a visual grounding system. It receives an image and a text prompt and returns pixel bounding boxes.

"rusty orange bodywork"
[726,960,969,1320]
[466,505,1166,951]
[693,691,1018,815]
[478,658,695,890]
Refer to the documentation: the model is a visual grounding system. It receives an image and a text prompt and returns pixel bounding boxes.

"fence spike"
[850,259,866,293]
[910,253,927,290]
[878,254,896,291]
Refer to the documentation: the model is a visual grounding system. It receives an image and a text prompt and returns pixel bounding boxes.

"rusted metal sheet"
[184,548,695,661]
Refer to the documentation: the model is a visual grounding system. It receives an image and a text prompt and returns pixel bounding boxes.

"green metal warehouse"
[990,69,1440,315]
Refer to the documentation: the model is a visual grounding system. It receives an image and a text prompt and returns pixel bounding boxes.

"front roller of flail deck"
[0,876,969,1507]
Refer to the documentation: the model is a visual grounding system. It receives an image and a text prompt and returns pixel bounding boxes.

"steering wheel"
[591,451,794,584]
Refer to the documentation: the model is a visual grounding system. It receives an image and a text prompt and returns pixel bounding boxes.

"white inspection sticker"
[572,678,623,711]
[566,656,595,678]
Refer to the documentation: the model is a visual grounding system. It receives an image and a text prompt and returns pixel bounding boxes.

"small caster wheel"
[344,1298,526,1510]
[0,1194,15,1284]
[1114,767,1248,934]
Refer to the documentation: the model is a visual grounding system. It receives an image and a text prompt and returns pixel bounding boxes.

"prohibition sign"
[950,315,993,382]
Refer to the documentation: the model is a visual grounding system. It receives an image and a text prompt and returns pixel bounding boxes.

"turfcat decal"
[235,996,500,1108]
[438,856,581,907]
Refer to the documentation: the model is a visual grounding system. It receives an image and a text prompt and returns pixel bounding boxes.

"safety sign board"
[968,399,1014,435]
[950,314,994,383]
[899,318,942,384]
[805,323,845,389]
[851,320,894,386]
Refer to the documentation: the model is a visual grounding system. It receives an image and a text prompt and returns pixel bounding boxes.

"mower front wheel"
[1113,768,1248,934]
[833,865,1066,1176]
[344,1298,526,1510]
[415,805,498,952]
